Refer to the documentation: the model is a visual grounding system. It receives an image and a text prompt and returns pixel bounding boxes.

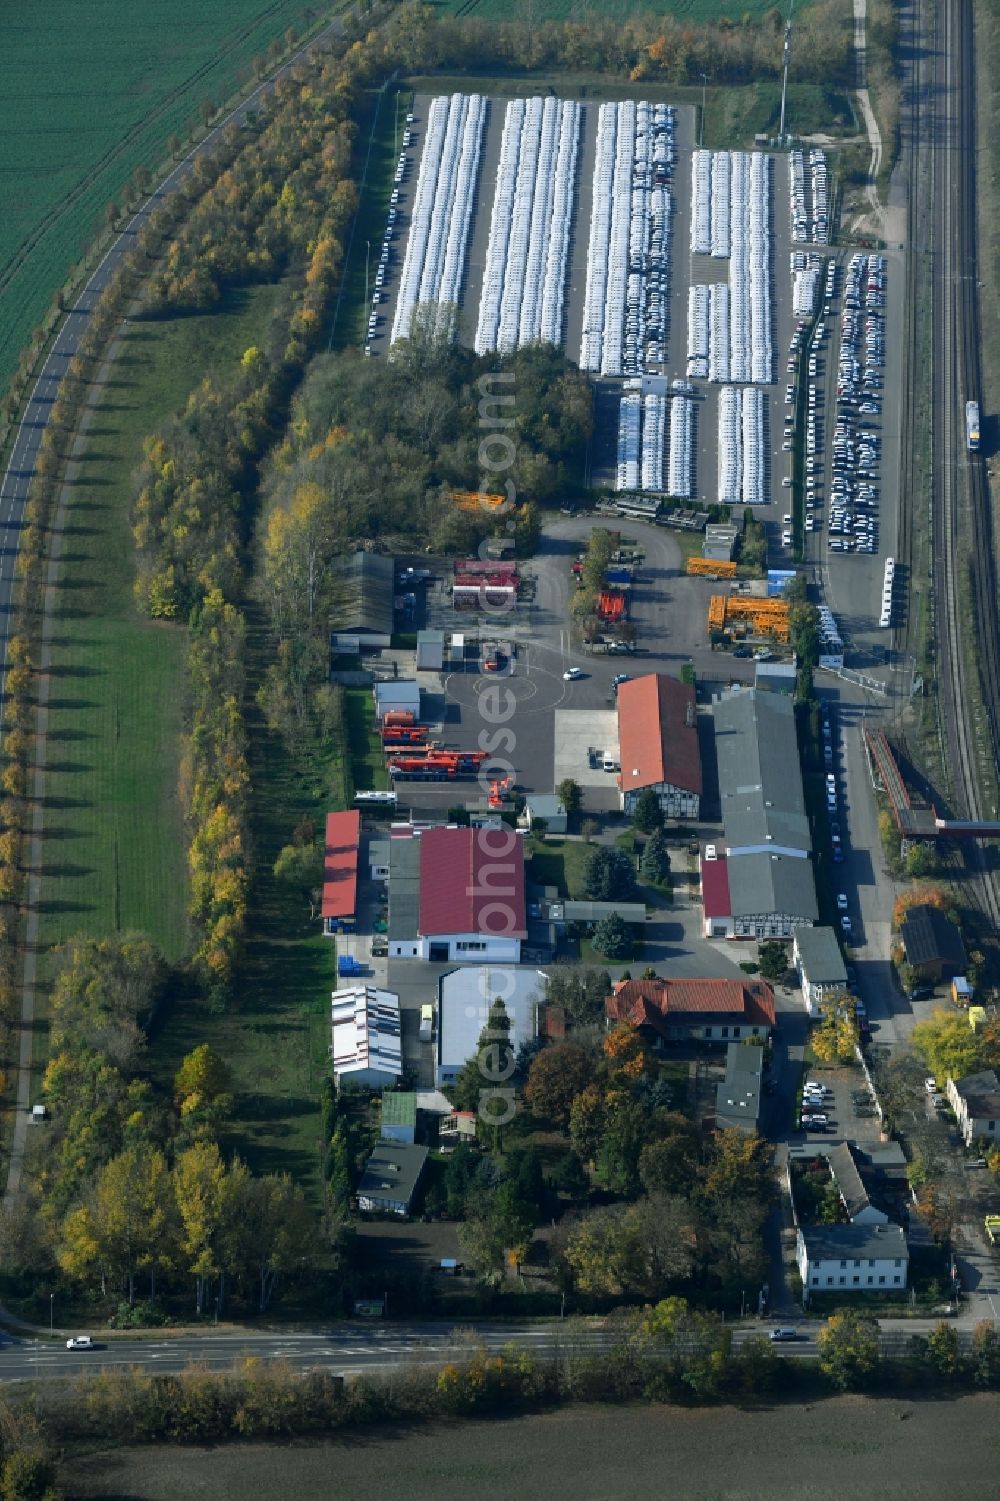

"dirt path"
[5,352,118,1195]
[853,0,887,237]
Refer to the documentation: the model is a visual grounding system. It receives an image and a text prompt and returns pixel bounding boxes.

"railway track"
[929,0,1000,932]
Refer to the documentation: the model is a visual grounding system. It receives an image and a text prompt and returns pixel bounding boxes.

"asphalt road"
[0,1314,993,1385]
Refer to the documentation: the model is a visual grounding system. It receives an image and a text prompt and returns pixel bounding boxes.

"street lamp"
[365,239,371,318]
[49,1293,54,1332]
[700,74,709,149]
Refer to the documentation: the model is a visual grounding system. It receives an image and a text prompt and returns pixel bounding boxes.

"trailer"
[597,589,630,623]
[382,726,434,746]
[386,749,489,781]
[967,400,980,452]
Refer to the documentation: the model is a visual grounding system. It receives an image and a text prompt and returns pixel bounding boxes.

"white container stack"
[391,93,486,345]
[667,395,694,498]
[710,150,731,257]
[792,256,821,318]
[580,101,675,376]
[687,284,709,378]
[709,282,730,382]
[717,386,742,504]
[475,97,581,354]
[616,391,642,491]
[740,387,766,505]
[641,393,666,491]
[691,149,712,254]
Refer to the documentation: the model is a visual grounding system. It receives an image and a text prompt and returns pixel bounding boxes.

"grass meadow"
[36,281,343,1194]
[38,286,283,966]
[0,1,318,389]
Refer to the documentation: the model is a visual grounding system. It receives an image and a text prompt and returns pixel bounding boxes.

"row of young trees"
[386,0,856,91]
[127,31,392,992]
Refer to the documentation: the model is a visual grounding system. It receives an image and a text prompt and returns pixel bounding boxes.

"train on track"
[966,399,980,451]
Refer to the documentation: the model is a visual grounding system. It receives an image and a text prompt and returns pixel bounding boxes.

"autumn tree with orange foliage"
[891,885,954,930]
[603,1021,648,1082]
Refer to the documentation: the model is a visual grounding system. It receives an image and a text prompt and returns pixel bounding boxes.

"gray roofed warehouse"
[330,551,395,640]
[712,689,818,931]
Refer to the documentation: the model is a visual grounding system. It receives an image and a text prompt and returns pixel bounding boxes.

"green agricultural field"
[37,283,281,967]
[0,1,325,390]
[65,1395,1000,1500]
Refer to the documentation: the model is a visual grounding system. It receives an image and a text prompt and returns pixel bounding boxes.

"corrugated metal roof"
[618,674,703,797]
[388,837,421,939]
[330,551,395,636]
[380,1090,417,1127]
[713,690,817,922]
[322,810,360,920]
[900,905,967,969]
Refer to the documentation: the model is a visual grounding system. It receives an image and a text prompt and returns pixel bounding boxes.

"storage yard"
[365,91,901,636]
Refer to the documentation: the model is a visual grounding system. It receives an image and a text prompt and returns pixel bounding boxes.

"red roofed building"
[701,854,734,939]
[322,810,360,935]
[617,674,702,819]
[388,825,527,963]
[606,976,776,1044]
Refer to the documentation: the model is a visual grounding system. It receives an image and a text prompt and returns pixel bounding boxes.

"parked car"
[925,1077,939,1094]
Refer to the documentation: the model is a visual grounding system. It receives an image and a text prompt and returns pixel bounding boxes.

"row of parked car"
[826,253,887,554]
[800,1078,834,1131]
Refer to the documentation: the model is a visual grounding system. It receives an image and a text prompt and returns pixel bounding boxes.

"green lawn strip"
[343,688,390,793]
[32,287,281,1080]
[149,626,341,1201]
[703,82,855,150]
[527,838,592,899]
[0,0,322,389]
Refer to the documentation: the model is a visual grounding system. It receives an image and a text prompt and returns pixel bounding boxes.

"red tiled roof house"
[617,674,702,820]
[607,976,776,1045]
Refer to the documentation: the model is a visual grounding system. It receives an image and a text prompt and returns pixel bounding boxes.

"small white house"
[793,926,848,1017]
[374,679,421,723]
[331,984,402,1089]
[946,1069,1000,1146]
[797,1223,908,1297]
